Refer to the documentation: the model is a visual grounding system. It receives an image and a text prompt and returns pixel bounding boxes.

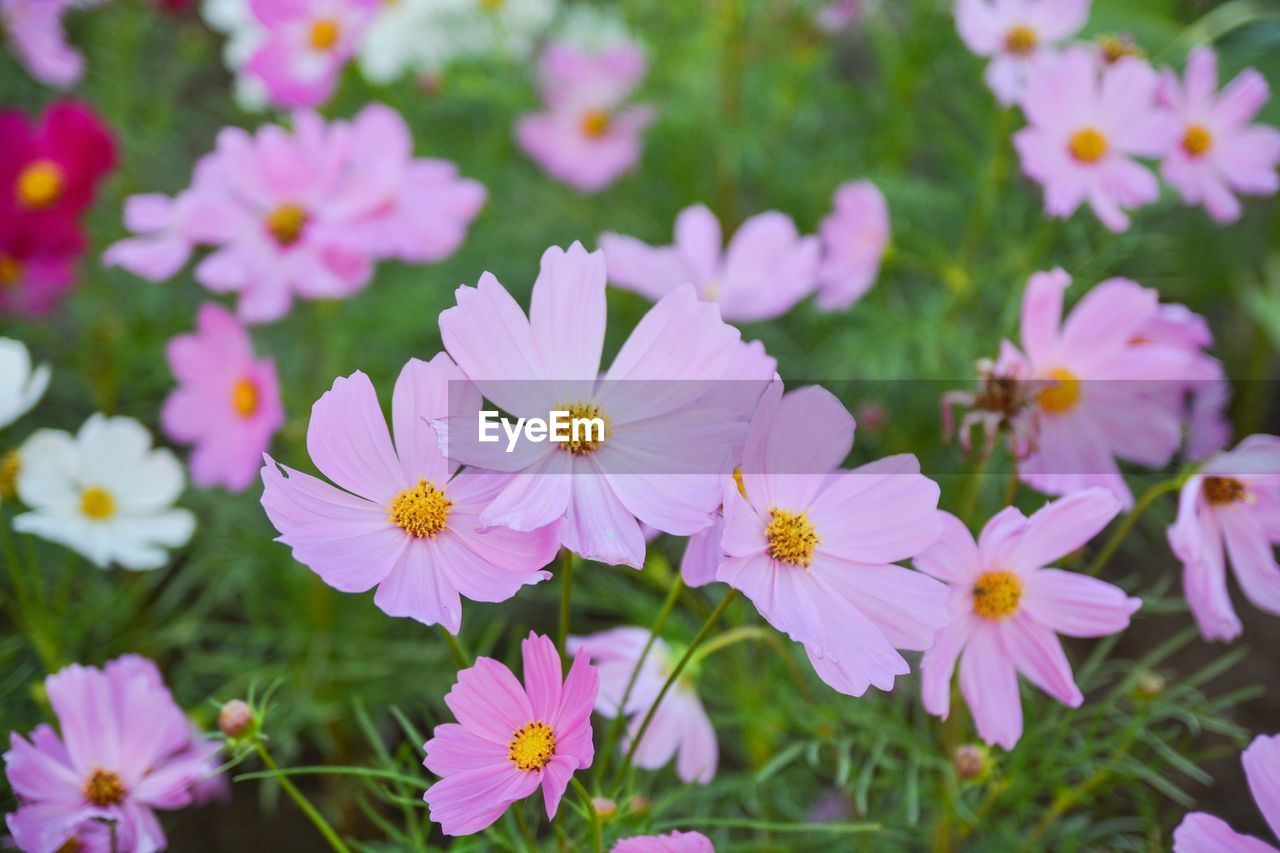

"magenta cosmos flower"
[614,830,715,852]
[955,0,1089,105]
[0,211,77,316]
[718,382,948,697]
[244,0,378,107]
[163,303,284,492]
[3,655,222,853]
[262,354,558,632]
[1,0,86,88]
[1157,46,1280,224]
[1014,46,1178,232]
[917,490,1140,749]
[439,242,750,569]
[569,627,717,783]
[1175,733,1280,852]
[516,39,654,193]
[423,632,598,836]
[600,205,820,323]
[814,180,889,311]
[1167,435,1280,643]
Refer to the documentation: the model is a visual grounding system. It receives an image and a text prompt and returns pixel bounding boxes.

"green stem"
[570,777,602,853]
[955,448,993,526]
[251,740,351,853]
[439,624,470,670]
[1085,478,1182,577]
[557,548,574,659]
[687,625,770,666]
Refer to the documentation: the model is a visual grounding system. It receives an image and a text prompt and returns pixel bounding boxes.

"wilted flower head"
[956,0,1090,105]
[942,349,1038,458]
[953,744,990,780]
[0,337,49,429]
[1174,733,1280,852]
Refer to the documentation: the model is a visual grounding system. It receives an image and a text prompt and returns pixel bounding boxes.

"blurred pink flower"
[815,0,863,34]
[0,220,76,316]
[423,633,599,836]
[600,205,820,323]
[1174,733,1280,852]
[162,303,284,492]
[955,0,1090,105]
[1157,46,1280,224]
[3,655,223,853]
[1,0,84,88]
[568,627,717,784]
[718,382,948,697]
[516,39,654,192]
[1167,435,1280,643]
[917,490,1140,749]
[244,0,378,107]
[261,355,559,632]
[613,830,715,852]
[815,180,889,311]
[1014,47,1178,232]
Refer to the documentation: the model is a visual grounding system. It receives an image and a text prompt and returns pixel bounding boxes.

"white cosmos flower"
[436,0,556,62]
[14,415,195,570]
[358,0,464,84]
[202,0,270,111]
[0,338,51,430]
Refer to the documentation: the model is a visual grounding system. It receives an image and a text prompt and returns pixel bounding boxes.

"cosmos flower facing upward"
[1,0,86,88]
[243,0,379,108]
[0,337,49,429]
[613,831,715,852]
[1174,733,1280,852]
[955,0,1090,105]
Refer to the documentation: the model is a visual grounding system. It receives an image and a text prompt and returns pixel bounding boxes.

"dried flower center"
[0,254,22,288]
[1068,128,1109,164]
[765,506,820,568]
[1182,125,1213,158]
[0,449,19,499]
[55,838,82,853]
[80,486,116,521]
[580,109,612,138]
[1099,35,1141,64]
[508,721,555,771]
[308,18,341,51]
[83,767,126,806]
[1003,25,1038,55]
[16,160,65,210]
[231,377,260,417]
[1037,368,1080,415]
[973,570,1022,620]
[554,400,611,455]
[265,204,309,246]
[388,479,453,538]
[1202,476,1245,506]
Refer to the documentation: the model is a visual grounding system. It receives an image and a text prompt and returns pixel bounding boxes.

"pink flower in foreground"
[516,39,655,193]
[600,205,820,323]
[955,0,1090,105]
[719,382,948,697]
[815,180,890,311]
[613,830,715,852]
[917,490,1140,749]
[3,655,222,852]
[244,0,378,107]
[1,0,84,88]
[163,304,284,492]
[1157,46,1280,224]
[423,633,598,836]
[1174,733,1280,853]
[1014,47,1178,232]
[261,355,559,632]
[1167,435,1280,643]
[569,628,717,784]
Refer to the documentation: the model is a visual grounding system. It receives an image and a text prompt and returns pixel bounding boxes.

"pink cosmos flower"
[3,655,223,853]
[814,180,890,311]
[1167,435,1280,643]
[422,632,598,836]
[261,355,559,632]
[600,205,820,323]
[1014,47,1179,232]
[516,39,655,193]
[163,303,284,492]
[917,490,1141,749]
[613,830,715,852]
[1157,46,1280,224]
[568,627,717,784]
[718,382,948,697]
[815,0,863,34]
[1174,733,1280,853]
[955,0,1090,105]
[438,242,751,569]
[244,0,378,108]
[1,0,84,88]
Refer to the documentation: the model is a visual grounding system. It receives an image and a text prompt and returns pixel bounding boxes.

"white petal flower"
[13,415,195,570]
[0,338,51,430]
[358,0,466,83]
[435,0,557,63]
[202,0,270,111]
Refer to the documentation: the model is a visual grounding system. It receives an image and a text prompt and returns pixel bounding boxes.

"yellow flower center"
[80,486,116,521]
[580,109,612,138]
[1068,128,1109,164]
[308,18,341,51]
[1003,25,1038,56]
[55,838,82,853]
[972,570,1022,620]
[83,767,126,806]
[16,160,65,210]
[265,204,309,246]
[1037,368,1080,415]
[1202,476,1245,506]
[231,377,260,417]
[554,400,611,455]
[388,479,454,538]
[1182,124,1213,158]
[508,721,555,771]
[0,254,22,288]
[1098,35,1141,64]
[764,506,820,568]
[480,0,505,11]
[0,449,19,499]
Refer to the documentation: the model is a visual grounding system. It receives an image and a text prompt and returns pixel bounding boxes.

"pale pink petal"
[999,613,1082,707]
[1021,569,1141,637]
[424,764,539,836]
[1008,487,1122,572]
[914,511,983,584]
[1020,268,1070,367]
[529,243,606,379]
[807,456,942,564]
[445,659,534,745]
[920,609,975,718]
[307,371,407,504]
[561,461,647,568]
[1243,734,1280,842]
[1220,508,1280,616]
[373,542,464,632]
[673,204,723,284]
[1173,813,1277,853]
[959,624,1022,750]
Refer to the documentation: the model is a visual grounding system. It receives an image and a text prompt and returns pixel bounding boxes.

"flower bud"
[591,797,617,820]
[218,699,254,739]
[1133,669,1166,699]
[627,795,651,817]
[953,744,989,781]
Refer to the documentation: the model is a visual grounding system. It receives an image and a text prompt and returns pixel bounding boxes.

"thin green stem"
[570,777,602,853]
[438,625,470,670]
[687,625,770,666]
[955,449,994,526]
[251,740,351,853]
[1086,478,1182,577]
[557,548,574,659]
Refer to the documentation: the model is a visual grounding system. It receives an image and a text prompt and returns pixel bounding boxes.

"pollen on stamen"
[80,486,116,521]
[1182,125,1213,158]
[1202,476,1245,506]
[388,479,454,538]
[1037,368,1080,415]
[265,203,309,246]
[83,767,126,806]
[1068,128,1109,164]
[308,18,341,51]
[16,160,65,210]
[580,109,612,138]
[554,400,611,455]
[972,570,1022,620]
[1003,25,1038,56]
[765,506,820,568]
[508,721,555,771]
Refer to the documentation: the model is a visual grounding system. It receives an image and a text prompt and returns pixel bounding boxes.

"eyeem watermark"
[478,410,606,453]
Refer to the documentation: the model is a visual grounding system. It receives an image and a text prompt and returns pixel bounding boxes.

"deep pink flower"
[1167,435,1280,643]
[163,304,284,492]
[600,205,820,323]
[917,490,1140,749]
[718,382,948,697]
[0,215,76,316]
[3,655,222,853]
[613,830,715,852]
[1174,733,1280,852]
[423,633,598,836]
[956,0,1089,105]
[261,355,559,632]
[569,628,717,784]
[814,180,889,311]
[1014,47,1178,232]
[244,0,378,108]
[1,0,84,88]
[1157,46,1280,224]
[516,40,655,193]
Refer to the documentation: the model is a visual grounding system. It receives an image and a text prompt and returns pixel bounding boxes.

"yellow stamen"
[0,254,22,289]
[388,479,453,538]
[1099,35,1142,64]
[231,377,260,417]
[80,486,116,521]
[1182,125,1213,158]
[1068,128,1109,164]
[1004,25,1038,56]
[83,768,126,806]
[764,506,820,568]
[732,466,747,500]
[0,449,19,499]
[580,109,612,138]
[265,204,309,246]
[1037,368,1080,415]
[972,570,1022,620]
[554,400,611,455]
[1202,476,1245,506]
[16,160,65,210]
[308,18,341,51]
[508,721,555,771]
